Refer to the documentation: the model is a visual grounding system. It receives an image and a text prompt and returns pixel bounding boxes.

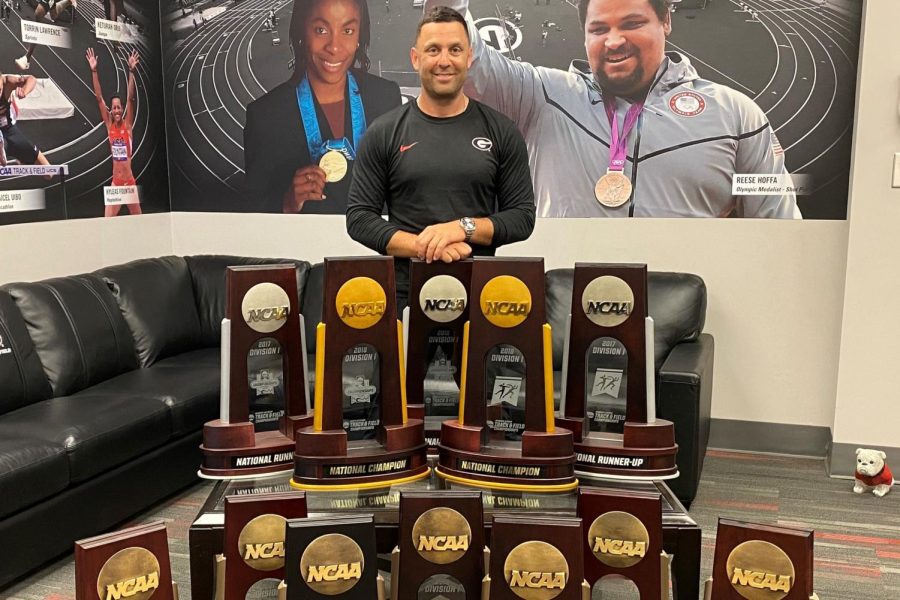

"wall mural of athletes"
[165,0,859,219]
[0,0,169,225]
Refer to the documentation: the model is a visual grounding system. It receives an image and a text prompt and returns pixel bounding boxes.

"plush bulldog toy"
[854,448,894,497]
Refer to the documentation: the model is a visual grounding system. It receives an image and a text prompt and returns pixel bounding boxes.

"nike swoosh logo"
[399,142,419,153]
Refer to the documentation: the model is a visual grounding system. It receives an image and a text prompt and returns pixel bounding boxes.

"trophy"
[75,521,176,600]
[201,265,314,478]
[218,491,308,600]
[292,257,429,489]
[393,490,486,599]
[437,257,577,491]
[404,259,473,450]
[556,264,678,479]
[487,515,588,600]
[283,514,385,599]
[577,488,669,598]
[706,519,818,600]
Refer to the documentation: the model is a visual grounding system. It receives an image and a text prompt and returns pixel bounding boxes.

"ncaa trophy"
[393,490,486,599]
[578,488,670,598]
[556,264,678,479]
[218,491,308,600]
[200,265,314,478]
[404,259,472,450]
[291,256,429,489]
[487,515,589,600]
[436,257,577,491]
[706,519,818,600]
[75,521,176,600]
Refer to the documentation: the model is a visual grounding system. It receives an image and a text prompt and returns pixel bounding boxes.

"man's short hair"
[578,0,671,26]
[416,6,469,42]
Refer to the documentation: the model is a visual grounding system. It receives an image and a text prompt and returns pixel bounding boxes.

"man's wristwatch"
[459,217,476,243]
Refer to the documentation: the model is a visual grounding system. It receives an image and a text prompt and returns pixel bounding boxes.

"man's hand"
[416,221,465,263]
[283,164,327,213]
[438,241,472,263]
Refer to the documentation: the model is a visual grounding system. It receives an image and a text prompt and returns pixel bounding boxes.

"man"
[15,0,77,71]
[346,6,535,306]
[429,0,800,218]
[0,71,53,176]
[87,47,142,216]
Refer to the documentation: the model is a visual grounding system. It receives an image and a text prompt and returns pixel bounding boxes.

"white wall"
[832,0,900,449]
[0,213,173,283]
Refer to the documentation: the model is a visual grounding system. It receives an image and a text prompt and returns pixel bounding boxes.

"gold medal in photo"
[319,150,348,183]
[594,171,633,208]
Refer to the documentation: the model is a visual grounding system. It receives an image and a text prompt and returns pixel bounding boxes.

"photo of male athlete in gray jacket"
[428,0,801,218]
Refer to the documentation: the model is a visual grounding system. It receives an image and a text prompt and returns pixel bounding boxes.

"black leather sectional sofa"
[0,255,711,587]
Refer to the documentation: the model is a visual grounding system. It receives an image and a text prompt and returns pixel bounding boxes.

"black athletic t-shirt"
[346,98,535,296]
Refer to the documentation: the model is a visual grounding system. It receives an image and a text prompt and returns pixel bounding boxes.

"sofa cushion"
[0,394,172,483]
[96,257,202,367]
[545,269,707,371]
[0,290,52,414]
[0,436,68,520]
[185,255,312,348]
[4,275,139,397]
[91,348,221,435]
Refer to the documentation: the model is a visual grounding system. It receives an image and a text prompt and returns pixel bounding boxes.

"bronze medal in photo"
[594,171,632,208]
[319,150,348,183]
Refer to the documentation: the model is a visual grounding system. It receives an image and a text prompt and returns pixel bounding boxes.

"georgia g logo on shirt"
[472,137,493,151]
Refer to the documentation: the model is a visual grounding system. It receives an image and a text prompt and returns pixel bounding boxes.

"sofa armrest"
[657,333,714,508]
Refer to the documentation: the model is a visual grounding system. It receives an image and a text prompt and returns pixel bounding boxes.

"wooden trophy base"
[435,420,578,492]
[565,418,679,481]
[290,419,430,490]
[199,421,297,479]
[406,404,442,453]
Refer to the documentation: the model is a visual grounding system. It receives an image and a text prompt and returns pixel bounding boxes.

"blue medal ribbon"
[296,71,366,163]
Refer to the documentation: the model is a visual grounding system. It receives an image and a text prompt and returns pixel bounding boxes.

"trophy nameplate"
[201,265,314,478]
[577,488,663,597]
[488,515,586,600]
[557,264,678,479]
[221,492,308,600]
[283,514,380,599]
[75,521,175,600]
[395,490,485,599]
[708,518,815,600]
[437,257,576,492]
[292,257,429,489]
[405,260,473,451]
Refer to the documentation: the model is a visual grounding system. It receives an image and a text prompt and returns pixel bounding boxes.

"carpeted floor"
[3,449,898,599]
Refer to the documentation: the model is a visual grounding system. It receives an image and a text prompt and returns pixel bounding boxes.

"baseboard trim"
[827,441,900,480]
[708,419,832,458]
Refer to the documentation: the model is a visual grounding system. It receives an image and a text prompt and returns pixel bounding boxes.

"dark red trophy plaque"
[404,259,473,451]
[291,256,429,489]
[201,265,314,479]
[437,257,577,492]
[75,521,175,600]
[707,519,817,600]
[556,263,678,480]
[488,515,588,600]
[220,491,308,600]
[394,490,485,599]
[577,488,666,598]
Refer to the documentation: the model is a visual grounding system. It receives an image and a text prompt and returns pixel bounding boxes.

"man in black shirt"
[345,5,535,306]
